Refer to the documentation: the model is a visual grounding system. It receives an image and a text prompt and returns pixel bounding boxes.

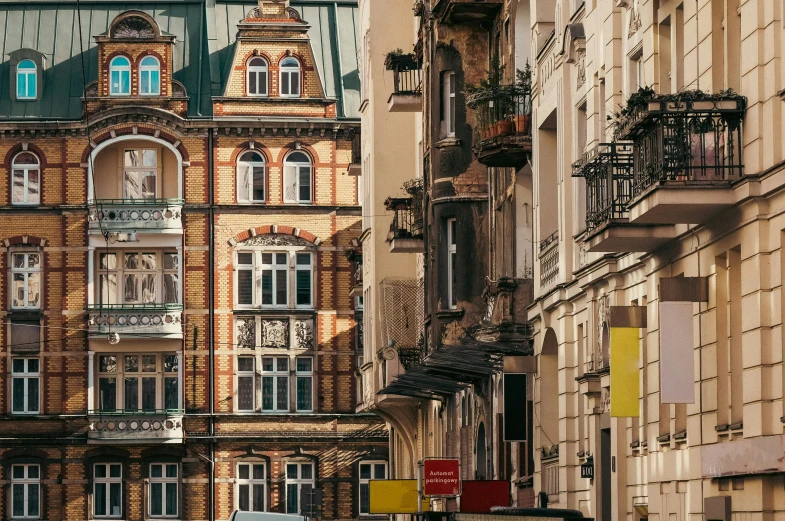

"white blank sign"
[659,301,695,404]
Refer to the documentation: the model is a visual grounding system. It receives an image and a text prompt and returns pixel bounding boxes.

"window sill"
[434,137,461,148]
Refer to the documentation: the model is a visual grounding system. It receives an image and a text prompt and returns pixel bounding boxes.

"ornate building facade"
[0,1,386,521]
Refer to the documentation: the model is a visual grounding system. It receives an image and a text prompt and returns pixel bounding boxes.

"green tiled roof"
[0,0,360,120]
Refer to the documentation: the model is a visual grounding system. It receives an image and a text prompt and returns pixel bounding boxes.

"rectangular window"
[97,354,179,412]
[237,357,256,412]
[237,463,265,512]
[12,252,41,309]
[447,218,457,309]
[123,149,158,199]
[12,358,39,414]
[11,464,39,519]
[359,462,387,515]
[285,462,314,514]
[442,72,456,136]
[98,251,179,306]
[295,357,313,412]
[295,253,313,307]
[94,463,123,518]
[262,357,289,412]
[149,464,178,518]
[235,251,314,309]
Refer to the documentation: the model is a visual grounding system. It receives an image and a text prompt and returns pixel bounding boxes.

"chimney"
[258,0,289,18]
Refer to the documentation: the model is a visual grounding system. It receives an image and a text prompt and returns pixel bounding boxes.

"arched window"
[237,150,265,203]
[110,56,131,96]
[283,151,311,203]
[279,57,301,98]
[139,56,160,96]
[247,57,268,97]
[12,152,40,205]
[16,60,37,100]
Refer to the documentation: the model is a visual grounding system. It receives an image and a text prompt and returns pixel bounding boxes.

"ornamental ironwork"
[572,142,634,231]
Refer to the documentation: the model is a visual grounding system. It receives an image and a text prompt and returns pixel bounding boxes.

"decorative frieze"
[235,315,315,350]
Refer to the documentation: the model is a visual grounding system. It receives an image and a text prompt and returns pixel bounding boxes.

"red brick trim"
[228,226,321,246]
[3,235,47,247]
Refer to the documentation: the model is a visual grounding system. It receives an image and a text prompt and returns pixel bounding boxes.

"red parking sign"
[423,459,461,496]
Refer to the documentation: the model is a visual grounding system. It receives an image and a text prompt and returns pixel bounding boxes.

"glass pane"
[100,356,117,373]
[150,71,160,94]
[12,484,24,517]
[298,167,310,201]
[281,73,290,96]
[27,272,40,307]
[142,253,156,270]
[95,483,107,516]
[275,270,287,305]
[164,378,179,410]
[238,270,253,305]
[261,253,273,264]
[99,378,117,411]
[252,484,264,511]
[238,464,249,480]
[142,356,157,372]
[124,378,139,410]
[17,72,25,98]
[142,150,157,167]
[249,72,258,95]
[166,464,178,478]
[141,275,156,303]
[301,465,313,480]
[13,273,25,307]
[164,355,178,373]
[262,377,273,410]
[13,359,25,373]
[101,272,118,303]
[261,270,273,305]
[28,359,39,373]
[262,358,273,372]
[142,377,157,411]
[125,253,139,269]
[276,377,288,410]
[125,355,139,372]
[291,72,301,96]
[296,254,310,266]
[238,484,249,511]
[27,254,39,268]
[286,464,298,480]
[238,357,254,372]
[141,70,150,94]
[163,274,179,304]
[121,70,130,94]
[109,482,122,516]
[13,466,25,479]
[165,482,177,515]
[95,465,107,478]
[142,174,156,199]
[164,253,178,270]
[252,167,265,201]
[296,358,312,372]
[296,376,312,411]
[27,170,39,202]
[12,378,24,412]
[374,464,386,479]
[360,483,370,514]
[296,270,311,306]
[28,378,38,412]
[125,151,140,167]
[277,358,289,372]
[110,465,122,478]
[359,464,371,479]
[253,465,264,480]
[27,466,39,479]
[276,253,287,264]
[238,376,254,411]
[12,170,24,203]
[150,483,163,516]
[29,73,37,98]
[151,465,163,478]
[286,484,298,514]
[259,72,267,95]
[125,171,141,199]
[28,483,39,517]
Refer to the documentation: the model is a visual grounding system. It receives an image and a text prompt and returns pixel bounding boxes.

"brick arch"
[3,235,47,247]
[133,50,165,67]
[4,142,48,167]
[227,226,322,246]
[274,51,309,68]
[276,143,320,165]
[230,141,272,164]
[240,50,273,67]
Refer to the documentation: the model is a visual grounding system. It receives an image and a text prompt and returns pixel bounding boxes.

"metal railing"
[88,198,184,230]
[470,85,531,142]
[539,232,559,289]
[619,95,746,198]
[572,143,634,230]
[385,53,422,95]
[539,230,558,253]
[385,179,424,240]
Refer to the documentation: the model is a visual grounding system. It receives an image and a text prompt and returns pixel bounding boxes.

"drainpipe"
[207,128,216,521]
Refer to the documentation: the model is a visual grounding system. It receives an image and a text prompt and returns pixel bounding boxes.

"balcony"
[88,410,184,443]
[88,199,184,233]
[539,231,559,289]
[386,179,424,253]
[572,143,676,252]
[471,85,532,168]
[87,304,184,339]
[386,53,422,113]
[348,130,361,176]
[350,258,363,297]
[619,93,746,225]
[432,0,503,24]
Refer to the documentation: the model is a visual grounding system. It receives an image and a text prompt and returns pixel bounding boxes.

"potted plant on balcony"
[513,61,532,134]
[607,85,656,141]
[467,55,510,140]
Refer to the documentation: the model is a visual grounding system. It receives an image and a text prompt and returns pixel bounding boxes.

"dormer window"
[16,60,37,100]
[139,56,160,95]
[110,56,131,96]
[247,57,268,97]
[279,57,301,98]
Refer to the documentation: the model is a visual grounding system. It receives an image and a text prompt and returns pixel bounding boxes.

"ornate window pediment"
[237,234,310,247]
[112,16,156,38]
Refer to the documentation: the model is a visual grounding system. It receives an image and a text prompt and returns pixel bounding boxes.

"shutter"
[283,165,298,202]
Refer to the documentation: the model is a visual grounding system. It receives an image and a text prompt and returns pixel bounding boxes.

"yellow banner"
[610,327,640,417]
[369,480,429,514]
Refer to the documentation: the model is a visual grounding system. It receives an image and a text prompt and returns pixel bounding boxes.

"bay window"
[285,462,314,514]
[96,354,180,412]
[149,463,178,518]
[99,251,180,306]
[234,250,313,309]
[237,462,266,512]
[11,464,39,519]
[94,463,122,518]
[11,252,41,309]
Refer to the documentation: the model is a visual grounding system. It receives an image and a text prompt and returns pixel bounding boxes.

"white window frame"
[237,356,256,412]
[98,251,180,306]
[11,252,41,309]
[11,152,41,206]
[285,462,314,514]
[295,356,313,412]
[261,356,289,412]
[237,150,266,203]
[279,57,301,98]
[16,60,37,100]
[139,56,161,96]
[234,250,314,310]
[282,152,312,204]
[236,462,266,512]
[443,71,456,137]
[447,218,457,309]
[260,252,290,307]
[96,353,180,412]
[11,358,39,415]
[294,253,313,308]
[122,148,159,200]
[148,463,179,518]
[109,56,131,96]
[11,464,40,519]
[247,57,269,97]
[93,463,123,518]
[359,461,387,516]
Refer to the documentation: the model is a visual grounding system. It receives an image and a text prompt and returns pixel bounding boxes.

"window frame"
[122,148,159,200]
[279,57,302,98]
[237,356,256,412]
[95,353,180,413]
[11,152,41,206]
[285,461,314,515]
[447,218,457,309]
[148,463,179,519]
[295,356,313,412]
[236,461,266,512]
[234,250,314,310]
[11,358,40,415]
[139,56,161,96]
[11,251,41,310]
[282,151,312,204]
[261,356,289,413]
[237,150,266,203]
[93,463,123,519]
[442,71,456,137]
[247,57,269,97]
[109,56,132,96]
[11,464,40,519]
[16,60,37,100]
[358,461,387,516]
[98,250,180,306]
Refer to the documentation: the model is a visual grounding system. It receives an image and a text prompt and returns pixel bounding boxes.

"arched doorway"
[476,422,487,479]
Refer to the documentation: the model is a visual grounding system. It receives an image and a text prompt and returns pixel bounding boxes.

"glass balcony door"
[98,251,180,306]
[96,353,180,413]
[124,149,158,200]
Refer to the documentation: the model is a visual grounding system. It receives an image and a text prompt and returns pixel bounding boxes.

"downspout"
[208,128,216,521]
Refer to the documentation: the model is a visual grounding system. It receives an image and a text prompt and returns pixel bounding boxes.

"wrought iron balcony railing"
[385,179,424,242]
[539,231,559,288]
[385,53,422,95]
[618,94,746,198]
[572,143,634,231]
[88,198,184,232]
[471,85,532,141]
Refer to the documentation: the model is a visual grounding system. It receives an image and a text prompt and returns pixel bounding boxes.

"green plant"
[383,48,405,70]
[466,55,507,109]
